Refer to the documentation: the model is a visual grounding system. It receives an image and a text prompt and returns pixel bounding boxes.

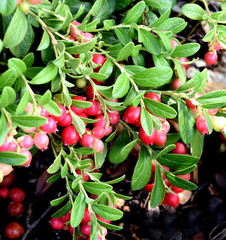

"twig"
[21,205,53,240]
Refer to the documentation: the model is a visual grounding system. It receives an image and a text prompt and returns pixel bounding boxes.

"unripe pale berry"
[76,78,87,88]
[19,149,32,167]
[0,163,13,177]
[207,108,218,116]
[19,1,30,13]
[204,51,218,65]
[196,116,209,135]
[34,133,49,151]
[92,139,104,153]
[123,106,141,125]
[22,127,37,133]
[139,127,157,145]
[17,135,34,149]
[211,116,226,132]
[61,125,79,146]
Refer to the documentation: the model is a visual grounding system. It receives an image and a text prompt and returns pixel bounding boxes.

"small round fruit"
[8,202,24,217]
[19,149,32,167]
[27,0,43,4]
[51,105,67,122]
[85,100,100,116]
[70,21,83,39]
[93,115,106,128]
[92,54,106,71]
[123,106,141,125]
[108,111,120,125]
[34,133,49,151]
[19,1,30,13]
[172,78,182,91]
[155,131,167,147]
[0,163,13,176]
[196,116,209,135]
[143,183,154,192]
[204,51,218,65]
[9,188,25,202]
[165,193,180,207]
[50,218,64,230]
[60,210,71,223]
[81,208,91,224]
[4,222,24,239]
[57,113,72,127]
[81,134,95,148]
[144,92,161,102]
[0,187,9,198]
[71,96,86,114]
[139,127,157,145]
[96,215,111,224]
[85,84,95,100]
[92,139,104,153]
[76,78,87,88]
[80,224,91,236]
[83,32,94,43]
[0,172,15,187]
[92,126,105,139]
[171,185,184,194]
[61,125,79,146]
[211,116,226,132]
[76,169,89,182]
[161,121,170,134]
[172,142,186,154]
[41,117,57,133]
[68,224,74,235]
[17,135,34,149]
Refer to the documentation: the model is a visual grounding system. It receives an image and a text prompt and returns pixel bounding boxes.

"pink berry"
[104,126,113,136]
[81,134,95,148]
[144,92,161,102]
[92,139,104,153]
[85,84,95,100]
[51,105,67,122]
[7,139,19,152]
[34,133,49,151]
[164,193,180,207]
[80,224,91,236]
[71,96,86,114]
[70,21,83,39]
[204,51,218,65]
[85,100,100,116]
[40,117,57,133]
[17,135,34,149]
[93,115,106,128]
[172,78,182,90]
[172,142,186,154]
[196,116,209,135]
[60,210,71,223]
[22,127,37,133]
[108,111,120,124]
[25,102,33,114]
[50,218,64,230]
[57,113,72,127]
[139,127,157,145]
[207,108,218,116]
[40,106,49,117]
[61,125,79,146]
[83,32,94,43]
[0,164,13,177]
[161,121,170,134]
[0,138,11,152]
[123,106,141,125]
[170,39,179,49]
[155,130,167,147]
[179,57,190,70]
[19,149,32,167]
[92,54,106,72]
[92,126,105,139]
[81,208,91,224]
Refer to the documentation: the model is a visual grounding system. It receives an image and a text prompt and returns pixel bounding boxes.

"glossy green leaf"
[92,203,123,220]
[37,30,50,51]
[0,0,16,16]
[0,69,17,91]
[191,129,204,158]
[112,72,130,98]
[15,91,30,114]
[117,42,134,61]
[47,151,62,174]
[181,3,206,20]
[141,107,153,136]
[70,111,85,136]
[0,113,8,146]
[83,182,112,195]
[8,58,27,77]
[171,43,200,58]
[11,115,47,128]
[50,194,68,207]
[123,1,145,24]
[0,152,28,166]
[66,38,97,54]
[51,201,72,218]
[94,142,107,168]
[0,86,16,108]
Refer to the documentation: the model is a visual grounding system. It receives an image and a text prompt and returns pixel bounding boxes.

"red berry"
[50,218,64,230]
[27,0,42,4]
[204,51,218,65]
[172,78,182,90]
[81,224,91,236]
[17,135,34,149]
[108,111,120,125]
[19,149,32,167]
[61,125,79,146]
[155,130,167,147]
[60,210,71,223]
[81,208,91,224]
[34,133,49,151]
[71,96,86,114]
[164,193,180,207]
[172,142,186,154]
[207,108,218,116]
[177,173,191,181]
[0,172,15,187]
[161,121,170,134]
[51,105,67,122]
[57,113,72,127]
[4,222,24,239]
[8,202,24,217]
[41,117,57,133]
[68,224,74,235]
[81,134,95,148]
[196,116,209,135]
[93,115,106,128]
[96,215,111,224]
[208,40,221,51]
[92,139,104,153]
[144,92,161,102]
[83,32,94,43]
[171,185,184,194]
[179,57,190,70]
[143,183,154,192]
[70,21,83,39]
[123,106,141,125]
[0,187,9,198]
[139,127,157,145]
[85,84,95,100]
[92,54,106,71]
[85,100,100,116]
[92,126,105,139]
[40,106,49,117]
[9,188,25,202]
[104,126,113,136]
[76,169,89,182]
[170,39,179,49]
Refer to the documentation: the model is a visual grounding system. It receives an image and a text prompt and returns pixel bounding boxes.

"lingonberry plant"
[1,0,226,239]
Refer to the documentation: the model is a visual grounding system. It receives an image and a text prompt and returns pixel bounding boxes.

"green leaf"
[157,154,199,170]
[171,43,200,58]
[83,182,113,195]
[38,90,52,106]
[150,165,165,208]
[72,100,92,109]
[50,194,68,207]
[22,53,35,68]
[117,42,134,61]
[70,111,86,136]
[178,101,196,144]
[11,115,47,128]
[16,91,30,114]
[172,165,197,176]
[42,101,62,116]
[133,67,173,87]
[112,72,130,98]
[203,109,213,135]
[144,98,177,119]
[131,146,152,190]
[66,38,97,54]
[123,87,137,107]
[105,126,118,143]
[153,144,176,160]
[0,86,16,108]
[53,42,65,68]
[115,28,131,45]
[97,219,123,230]
[0,69,17,91]
[99,58,113,76]
[149,8,171,27]
[0,152,28,166]
[0,40,3,53]
[104,175,125,185]
[51,201,72,218]
[123,1,145,24]
[3,8,28,48]
[164,133,180,146]
[0,113,8,146]
[103,19,114,31]
[138,28,161,55]
[141,107,153,136]
[10,23,35,58]
[70,192,86,228]
[133,91,145,107]
[0,0,16,16]
[146,0,171,9]
[47,151,62,174]
[8,58,27,77]
[61,162,68,178]
[164,172,197,190]
[37,30,50,51]
[94,142,107,168]
[46,172,61,183]
[114,193,132,201]
[181,3,206,20]
[191,129,204,159]
[30,64,58,85]
[93,204,123,221]
[172,59,186,85]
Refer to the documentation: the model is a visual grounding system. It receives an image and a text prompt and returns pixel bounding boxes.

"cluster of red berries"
[144,142,190,207]
[50,207,108,239]
[123,92,170,147]
[0,172,25,239]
